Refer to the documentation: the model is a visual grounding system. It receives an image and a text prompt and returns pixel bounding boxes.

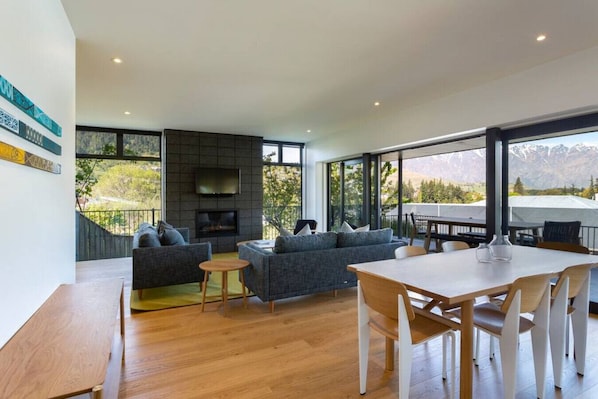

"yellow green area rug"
[130,252,251,311]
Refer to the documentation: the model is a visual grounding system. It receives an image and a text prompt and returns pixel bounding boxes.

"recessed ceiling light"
[112,57,123,64]
[124,111,131,115]
[536,34,546,42]
[306,129,311,133]
[374,101,381,107]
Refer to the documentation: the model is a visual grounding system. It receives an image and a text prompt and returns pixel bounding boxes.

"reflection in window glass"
[76,130,116,155]
[124,134,160,158]
[282,146,301,164]
[263,144,279,162]
[343,159,364,227]
[328,162,341,230]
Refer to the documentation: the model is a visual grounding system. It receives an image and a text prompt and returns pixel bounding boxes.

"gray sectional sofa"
[238,228,406,311]
[132,222,212,298]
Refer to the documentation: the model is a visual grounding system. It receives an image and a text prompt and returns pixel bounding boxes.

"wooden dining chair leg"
[385,337,395,371]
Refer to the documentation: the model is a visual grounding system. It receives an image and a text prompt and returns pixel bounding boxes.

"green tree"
[75,144,115,211]
[513,177,525,195]
[93,163,161,208]
[581,175,596,199]
[380,161,398,211]
[402,180,416,203]
[262,150,302,232]
[418,178,469,203]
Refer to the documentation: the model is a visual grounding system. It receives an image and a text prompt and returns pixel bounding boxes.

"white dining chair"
[549,263,592,388]
[395,245,427,259]
[450,273,552,399]
[356,270,456,399]
[441,240,470,252]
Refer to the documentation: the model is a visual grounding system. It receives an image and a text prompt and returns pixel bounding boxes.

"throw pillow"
[279,227,294,236]
[296,223,312,235]
[161,227,186,246]
[137,226,161,247]
[354,224,370,232]
[339,221,370,233]
[339,221,354,233]
[156,220,174,235]
[279,223,311,236]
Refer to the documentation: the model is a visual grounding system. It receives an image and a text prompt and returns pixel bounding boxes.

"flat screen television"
[195,167,241,195]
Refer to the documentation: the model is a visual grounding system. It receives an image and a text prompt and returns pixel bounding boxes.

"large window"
[75,126,162,214]
[262,141,304,238]
[327,158,366,231]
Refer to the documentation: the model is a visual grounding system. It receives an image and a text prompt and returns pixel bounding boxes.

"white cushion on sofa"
[279,223,311,236]
[339,221,370,233]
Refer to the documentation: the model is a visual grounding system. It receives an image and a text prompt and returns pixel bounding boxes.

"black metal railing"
[77,207,303,260]
[381,213,598,254]
[262,206,302,239]
[76,209,161,261]
[77,208,598,260]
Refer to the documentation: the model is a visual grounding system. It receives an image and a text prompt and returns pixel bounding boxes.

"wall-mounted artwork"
[0,106,61,155]
[0,75,62,137]
[0,140,61,174]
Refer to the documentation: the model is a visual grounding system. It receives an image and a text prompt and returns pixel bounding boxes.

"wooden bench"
[0,279,125,399]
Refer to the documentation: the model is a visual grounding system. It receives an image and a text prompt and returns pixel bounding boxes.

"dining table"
[347,245,597,399]
[422,215,543,252]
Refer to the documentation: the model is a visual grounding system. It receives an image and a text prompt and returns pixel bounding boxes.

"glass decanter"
[488,234,512,261]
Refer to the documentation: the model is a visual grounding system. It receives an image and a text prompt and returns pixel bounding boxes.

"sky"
[526,130,598,147]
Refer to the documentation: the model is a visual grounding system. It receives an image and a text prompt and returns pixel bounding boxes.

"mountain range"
[403,143,598,189]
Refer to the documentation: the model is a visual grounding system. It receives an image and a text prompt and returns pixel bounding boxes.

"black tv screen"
[195,167,241,195]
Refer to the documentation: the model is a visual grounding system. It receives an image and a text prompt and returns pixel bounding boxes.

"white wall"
[305,45,598,227]
[0,0,75,346]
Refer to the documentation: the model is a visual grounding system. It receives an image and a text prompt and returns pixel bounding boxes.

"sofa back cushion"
[274,231,337,253]
[337,227,393,248]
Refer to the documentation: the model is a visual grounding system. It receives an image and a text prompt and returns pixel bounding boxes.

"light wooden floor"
[77,257,598,399]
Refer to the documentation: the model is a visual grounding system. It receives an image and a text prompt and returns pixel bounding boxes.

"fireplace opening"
[195,209,238,237]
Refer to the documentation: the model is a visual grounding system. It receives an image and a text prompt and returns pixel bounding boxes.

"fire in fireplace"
[195,209,238,237]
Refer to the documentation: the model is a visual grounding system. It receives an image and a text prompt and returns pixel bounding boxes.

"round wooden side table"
[199,259,250,314]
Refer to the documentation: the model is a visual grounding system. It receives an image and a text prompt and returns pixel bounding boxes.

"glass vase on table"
[489,234,512,261]
[475,243,492,263]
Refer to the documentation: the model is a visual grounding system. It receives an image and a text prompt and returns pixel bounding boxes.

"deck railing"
[76,207,300,260]
[77,208,598,260]
[76,209,161,261]
[380,213,598,254]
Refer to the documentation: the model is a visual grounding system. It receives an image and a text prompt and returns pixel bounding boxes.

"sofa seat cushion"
[137,224,161,247]
[337,227,393,248]
[274,231,337,253]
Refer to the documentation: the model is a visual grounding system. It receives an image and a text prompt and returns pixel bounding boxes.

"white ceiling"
[61,0,598,143]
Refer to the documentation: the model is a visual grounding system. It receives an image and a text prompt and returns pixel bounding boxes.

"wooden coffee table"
[199,259,250,314]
